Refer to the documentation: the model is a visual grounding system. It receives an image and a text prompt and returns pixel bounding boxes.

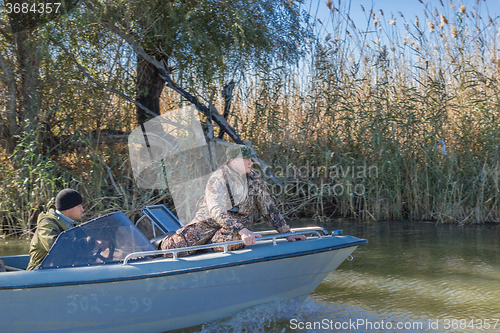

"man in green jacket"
[26,189,84,270]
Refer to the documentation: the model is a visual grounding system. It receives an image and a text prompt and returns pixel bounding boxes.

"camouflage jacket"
[26,209,68,270]
[190,163,291,235]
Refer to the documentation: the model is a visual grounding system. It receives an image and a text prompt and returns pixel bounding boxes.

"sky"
[303,0,500,37]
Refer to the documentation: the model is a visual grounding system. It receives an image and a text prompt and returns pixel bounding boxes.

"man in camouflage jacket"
[160,145,305,255]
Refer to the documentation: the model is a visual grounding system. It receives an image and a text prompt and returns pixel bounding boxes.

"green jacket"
[26,209,68,270]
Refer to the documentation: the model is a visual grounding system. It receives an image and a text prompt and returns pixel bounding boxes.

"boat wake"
[172,297,322,333]
[175,295,437,333]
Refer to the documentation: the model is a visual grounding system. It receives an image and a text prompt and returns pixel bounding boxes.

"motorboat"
[0,205,367,332]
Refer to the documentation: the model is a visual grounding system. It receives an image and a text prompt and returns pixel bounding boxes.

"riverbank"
[1,141,499,237]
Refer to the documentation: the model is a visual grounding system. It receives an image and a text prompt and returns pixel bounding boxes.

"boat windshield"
[39,212,155,269]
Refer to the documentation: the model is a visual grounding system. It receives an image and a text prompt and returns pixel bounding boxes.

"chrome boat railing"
[258,226,329,236]
[123,229,322,264]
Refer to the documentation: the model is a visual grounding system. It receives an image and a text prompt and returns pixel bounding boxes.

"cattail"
[360,4,365,12]
[439,0,444,6]
[374,20,378,27]
[403,36,408,45]
[326,0,332,10]
[440,14,448,25]
[389,20,396,25]
[380,9,384,16]
[428,20,435,32]
[459,5,466,14]
[415,16,419,28]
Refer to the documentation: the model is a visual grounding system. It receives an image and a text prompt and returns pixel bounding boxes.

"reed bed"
[230,0,500,224]
[1,0,499,236]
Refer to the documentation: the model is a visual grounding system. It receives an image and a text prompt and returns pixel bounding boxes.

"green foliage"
[0,122,73,235]
[86,0,308,87]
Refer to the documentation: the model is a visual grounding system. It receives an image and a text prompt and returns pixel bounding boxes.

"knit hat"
[226,144,257,161]
[55,189,83,211]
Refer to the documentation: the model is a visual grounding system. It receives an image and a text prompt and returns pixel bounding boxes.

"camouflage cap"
[226,144,257,161]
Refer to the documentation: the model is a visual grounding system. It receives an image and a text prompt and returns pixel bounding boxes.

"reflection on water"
[171,220,500,333]
[324,220,500,320]
[2,221,500,332]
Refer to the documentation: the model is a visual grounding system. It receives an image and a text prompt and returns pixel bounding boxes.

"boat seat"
[141,205,183,234]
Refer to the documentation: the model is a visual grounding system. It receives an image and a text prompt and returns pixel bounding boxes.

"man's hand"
[286,234,307,242]
[238,228,262,245]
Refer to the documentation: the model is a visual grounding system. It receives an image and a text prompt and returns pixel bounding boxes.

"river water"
[2,220,499,332]
[174,220,500,333]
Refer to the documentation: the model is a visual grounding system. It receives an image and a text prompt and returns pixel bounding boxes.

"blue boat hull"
[0,235,365,332]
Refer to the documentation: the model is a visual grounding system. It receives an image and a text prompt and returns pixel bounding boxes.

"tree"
[83,0,307,125]
[0,0,79,152]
